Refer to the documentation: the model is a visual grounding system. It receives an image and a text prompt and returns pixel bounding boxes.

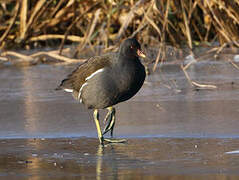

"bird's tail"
[55,78,73,91]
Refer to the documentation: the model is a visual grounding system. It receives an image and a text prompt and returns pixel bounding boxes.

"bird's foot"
[99,136,126,145]
[103,138,127,144]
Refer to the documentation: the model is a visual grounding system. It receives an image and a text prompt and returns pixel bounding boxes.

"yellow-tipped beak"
[137,49,146,58]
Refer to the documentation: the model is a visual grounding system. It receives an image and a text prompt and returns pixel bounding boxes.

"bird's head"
[119,38,146,58]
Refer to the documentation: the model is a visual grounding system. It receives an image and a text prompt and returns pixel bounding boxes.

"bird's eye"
[130,45,134,49]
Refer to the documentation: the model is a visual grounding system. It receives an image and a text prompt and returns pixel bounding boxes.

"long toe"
[104,138,127,144]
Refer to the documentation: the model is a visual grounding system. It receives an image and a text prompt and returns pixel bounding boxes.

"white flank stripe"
[78,68,104,102]
[85,68,104,81]
[78,82,88,102]
[63,88,73,93]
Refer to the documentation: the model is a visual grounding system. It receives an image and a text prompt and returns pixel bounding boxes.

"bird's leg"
[93,109,104,145]
[103,107,113,124]
[110,114,115,137]
[94,108,126,144]
[103,107,115,136]
[103,107,127,143]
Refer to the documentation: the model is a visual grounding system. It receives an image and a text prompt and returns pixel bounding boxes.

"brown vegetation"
[1,0,239,70]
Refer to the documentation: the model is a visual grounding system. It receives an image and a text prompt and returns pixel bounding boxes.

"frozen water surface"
[1,61,239,139]
[1,60,239,179]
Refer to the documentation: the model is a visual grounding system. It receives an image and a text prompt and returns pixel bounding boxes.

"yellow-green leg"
[103,107,126,143]
[94,109,104,144]
[103,107,115,136]
[94,108,126,144]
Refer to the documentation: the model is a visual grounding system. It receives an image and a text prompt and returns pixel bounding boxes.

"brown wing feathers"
[58,55,111,92]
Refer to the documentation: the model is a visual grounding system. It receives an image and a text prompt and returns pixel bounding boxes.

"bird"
[57,38,146,145]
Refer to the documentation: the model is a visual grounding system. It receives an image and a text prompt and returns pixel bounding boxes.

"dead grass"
[0,0,239,68]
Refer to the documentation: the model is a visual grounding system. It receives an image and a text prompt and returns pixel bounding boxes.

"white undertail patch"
[63,88,73,93]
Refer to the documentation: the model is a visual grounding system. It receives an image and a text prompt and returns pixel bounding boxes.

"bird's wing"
[58,54,114,91]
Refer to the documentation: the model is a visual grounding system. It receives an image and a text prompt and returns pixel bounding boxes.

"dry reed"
[0,0,239,68]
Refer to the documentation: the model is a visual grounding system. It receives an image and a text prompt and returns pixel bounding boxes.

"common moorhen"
[57,38,146,144]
